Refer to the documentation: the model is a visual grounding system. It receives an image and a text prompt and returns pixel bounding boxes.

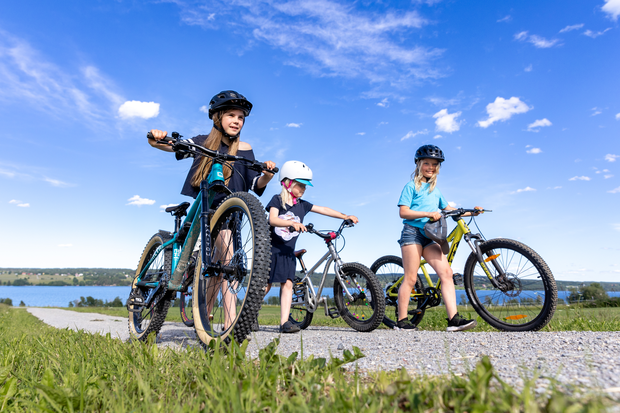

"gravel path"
[27,308,620,396]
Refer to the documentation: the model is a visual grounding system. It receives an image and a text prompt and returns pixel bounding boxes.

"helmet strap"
[214,123,240,139]
[283,180,298,205]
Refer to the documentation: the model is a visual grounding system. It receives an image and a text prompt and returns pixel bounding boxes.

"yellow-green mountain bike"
[371,208,557,332]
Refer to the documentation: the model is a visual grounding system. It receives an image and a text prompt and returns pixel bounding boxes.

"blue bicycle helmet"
[415,145,445,163]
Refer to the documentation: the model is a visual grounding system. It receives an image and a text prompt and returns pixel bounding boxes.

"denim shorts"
[398,224,436,248]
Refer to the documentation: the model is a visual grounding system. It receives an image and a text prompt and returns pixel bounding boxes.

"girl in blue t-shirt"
[264,161,359,333]
[397,145,481,332]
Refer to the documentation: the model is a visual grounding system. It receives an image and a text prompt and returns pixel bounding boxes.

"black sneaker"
[446,313,477,332]
[396,318,418,330]
[251,317,260,332]
[279,321,301,334]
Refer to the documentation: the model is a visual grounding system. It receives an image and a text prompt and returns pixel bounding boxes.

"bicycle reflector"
[484,254,500,262]
[504,314,528,320]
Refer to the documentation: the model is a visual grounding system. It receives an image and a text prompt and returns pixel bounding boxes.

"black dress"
[266,195,314,284]
[176,135,265,206]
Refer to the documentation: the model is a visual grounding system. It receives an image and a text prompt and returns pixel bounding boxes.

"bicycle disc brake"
[496,273,522,296]
[227,249,248,294]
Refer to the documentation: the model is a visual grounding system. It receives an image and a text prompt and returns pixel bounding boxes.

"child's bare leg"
[399,243,423,321]
[279,279,293,325]
[423,244,457,319]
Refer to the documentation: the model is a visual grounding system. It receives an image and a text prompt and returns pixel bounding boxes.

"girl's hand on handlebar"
[262,160,277,177]
[472,206,484,216]
[428,211,442,221]
[345,215,359,224]
[290,222,307,233]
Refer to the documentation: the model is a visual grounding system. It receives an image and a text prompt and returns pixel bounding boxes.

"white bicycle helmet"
[279,161,313,186]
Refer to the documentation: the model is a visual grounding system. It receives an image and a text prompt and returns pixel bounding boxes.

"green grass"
[0,304,611,412]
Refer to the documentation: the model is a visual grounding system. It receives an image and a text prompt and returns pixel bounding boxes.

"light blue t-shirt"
[398,181,448,229]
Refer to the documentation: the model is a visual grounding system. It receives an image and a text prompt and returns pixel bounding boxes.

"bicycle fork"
[464,233,510,290]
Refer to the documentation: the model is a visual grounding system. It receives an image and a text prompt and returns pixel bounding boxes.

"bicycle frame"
[385,214,501,303]
[294,224,356,315]
[134,162,230,293]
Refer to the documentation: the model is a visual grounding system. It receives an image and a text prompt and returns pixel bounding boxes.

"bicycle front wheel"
[128,233,172,341]
[464,238,557,332]
[289,276,313,330]
[333,263,385,332]
[192,192,270,346]
[370,255,426,328]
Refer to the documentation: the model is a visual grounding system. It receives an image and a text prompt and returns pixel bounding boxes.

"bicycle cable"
[468,215,487,241]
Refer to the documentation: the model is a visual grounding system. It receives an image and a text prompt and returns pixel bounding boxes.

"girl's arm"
[269,208,307,232]
[238,141,275,190]
[148,129,174,152]
[310,205,359,224]
[399,205,442,221]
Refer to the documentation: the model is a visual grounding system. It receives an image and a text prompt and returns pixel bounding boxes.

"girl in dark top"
[263,161,359,333]
[148,90,276,330]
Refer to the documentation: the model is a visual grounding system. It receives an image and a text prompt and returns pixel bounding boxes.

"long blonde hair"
[412,159,441,193]
[190,111,240,188]
[279,178,295,208]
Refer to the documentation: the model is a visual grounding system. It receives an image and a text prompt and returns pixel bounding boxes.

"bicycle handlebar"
[147,131,279,174]
[304,219,354,240]
[442,208,492,218]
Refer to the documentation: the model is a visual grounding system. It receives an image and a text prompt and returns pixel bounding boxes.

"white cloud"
[524,64,533,72]
[616,113,620,120]
[118,101,160,119]
[569,176,591,181]
[44,177,73,188]
[514,31,560,48]
[127,195,156,206]
[609,186,620,194]
[605,174,614,179]
[584,28,612,38]
[0,31,123,126]
[605,154,619,162]
[527,118,552,132]
[433,109,461,133]
[401,129,428,141]
[602,0,620,21]
[18,203,30,207]
[526,147,542,154]
[171,1,444,85]
[478,97,532,128]
[433,134,442,139]
[356,132,366,135]
[9,200,20,204]
[497,15,511,23]
[377,98,389,107]
[199,105,209,114]
[286,123,302,128]
[160,204,177,211]
[448,201,457,208]
[513,187,536,193]
[559,23,584,33]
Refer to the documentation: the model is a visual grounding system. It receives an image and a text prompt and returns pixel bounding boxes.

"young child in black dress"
[264,161,359,333]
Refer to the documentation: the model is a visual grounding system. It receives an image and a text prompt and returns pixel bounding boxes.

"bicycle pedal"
[327,307,341,319]
[407,309,423,316]
[453,272,463,286]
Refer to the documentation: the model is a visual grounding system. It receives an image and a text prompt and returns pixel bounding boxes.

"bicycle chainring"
[424,287,442,307]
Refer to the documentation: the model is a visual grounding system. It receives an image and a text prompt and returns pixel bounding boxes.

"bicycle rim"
[192,193,270,346]
[334,263,385,332]
[128,233,172,341]
[464,238,557,331]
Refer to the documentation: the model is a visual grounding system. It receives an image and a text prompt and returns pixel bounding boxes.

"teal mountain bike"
[127,132,277,346]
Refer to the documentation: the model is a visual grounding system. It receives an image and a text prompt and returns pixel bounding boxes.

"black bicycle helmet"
[208,90,253,119]
[414,144,445,163]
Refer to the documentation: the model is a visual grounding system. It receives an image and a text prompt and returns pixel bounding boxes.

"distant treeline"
[0,268,134,286]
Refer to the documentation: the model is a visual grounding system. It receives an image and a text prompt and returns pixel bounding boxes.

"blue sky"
[1,0,619,283]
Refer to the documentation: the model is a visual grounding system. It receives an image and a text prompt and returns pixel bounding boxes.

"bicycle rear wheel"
[333,263,385,332]
[192,192,270,346]
[179,262,195,327]
[370,255,426,328]
[463,238,557,331]
[128,233,172,341]
[289,276,313,330]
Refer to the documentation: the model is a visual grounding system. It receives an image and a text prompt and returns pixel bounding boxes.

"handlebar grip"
[271,167,279,173]
[147,131,154,139]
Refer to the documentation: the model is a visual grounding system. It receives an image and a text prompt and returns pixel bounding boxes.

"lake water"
[1,285,618,307]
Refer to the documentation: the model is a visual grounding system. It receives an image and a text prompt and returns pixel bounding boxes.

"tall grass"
[0,304,611,412]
